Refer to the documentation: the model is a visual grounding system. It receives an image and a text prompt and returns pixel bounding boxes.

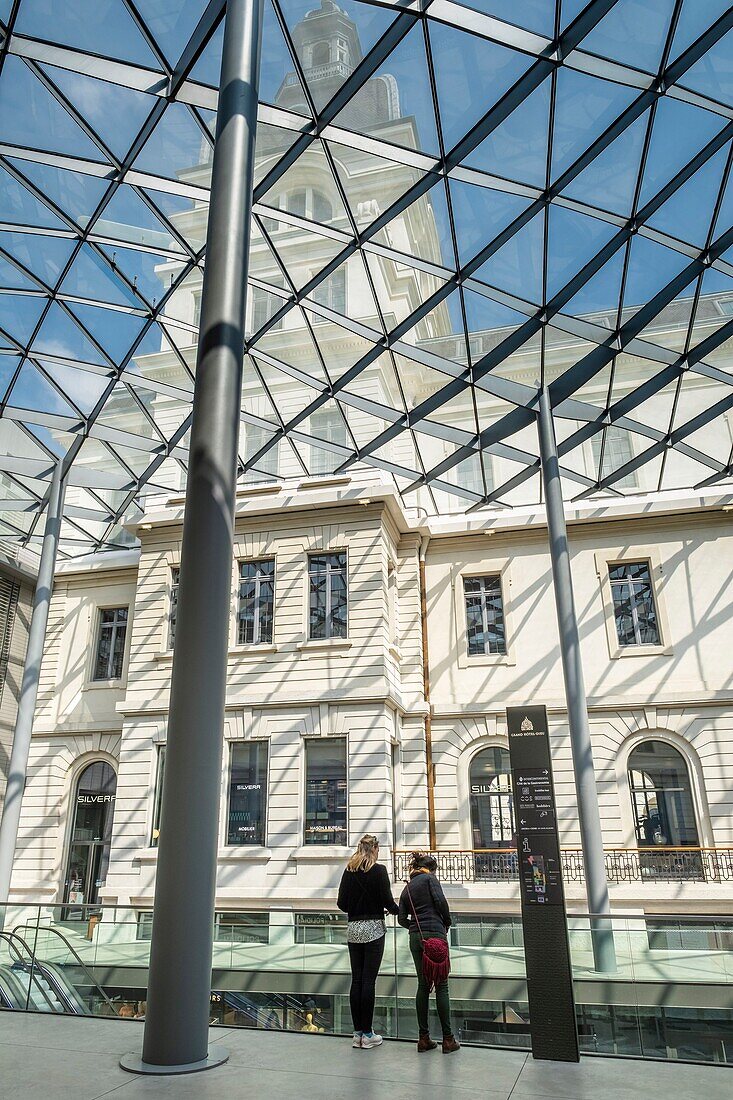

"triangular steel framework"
[0,0,732,556]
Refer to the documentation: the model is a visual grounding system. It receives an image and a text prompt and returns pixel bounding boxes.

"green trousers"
[409,932,453,1039]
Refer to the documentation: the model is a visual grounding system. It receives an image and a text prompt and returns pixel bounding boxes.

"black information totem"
[507,705,579,1062]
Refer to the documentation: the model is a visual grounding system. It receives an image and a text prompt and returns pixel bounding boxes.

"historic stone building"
[6,0,733,924]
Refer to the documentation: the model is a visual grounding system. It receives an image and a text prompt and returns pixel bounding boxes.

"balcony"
[392,848,733,886]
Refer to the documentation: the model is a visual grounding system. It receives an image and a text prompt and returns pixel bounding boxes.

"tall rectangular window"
[309,408,347,474]
[250,284,283,332]
[151,746,165,848]
[238,559,275,645]
[308,552,347,640]
[311,269,346,322]
[227,741,268,846]
[304,737,347,845]
[450,452,493,497]
[591,427,637,489]
[609,562,660,646]
[244,424,278,483]
[463,576,506,656]
[93,607,128,680]
[168,567,179,651]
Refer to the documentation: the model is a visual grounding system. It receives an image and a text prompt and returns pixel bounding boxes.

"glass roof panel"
[15,0,162,67]
[0,0,732,555]
[581,0,676,74]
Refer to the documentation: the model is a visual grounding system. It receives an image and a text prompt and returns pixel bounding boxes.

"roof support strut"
[0,460,65,916]
[120,0,265,1075]
[538,389,616,974]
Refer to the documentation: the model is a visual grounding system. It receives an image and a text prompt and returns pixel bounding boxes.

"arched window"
[286,189,307,218]
[469,746,514,849]
[628,740,699,848]
[281,188,333,225]
[311,41,330,67]
[63,761,117,910]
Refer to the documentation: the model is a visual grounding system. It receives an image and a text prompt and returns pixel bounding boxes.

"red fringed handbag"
[406,881,451,991]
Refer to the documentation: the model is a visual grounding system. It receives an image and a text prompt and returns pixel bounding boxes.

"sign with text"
[507,705,579,1063]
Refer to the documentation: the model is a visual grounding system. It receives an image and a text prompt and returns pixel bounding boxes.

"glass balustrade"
[2,903,733,1064]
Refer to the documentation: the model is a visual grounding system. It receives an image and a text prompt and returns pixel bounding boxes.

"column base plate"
[120,1046,229,1075]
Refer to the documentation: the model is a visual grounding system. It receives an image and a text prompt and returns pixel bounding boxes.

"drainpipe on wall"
[418,535,436,851]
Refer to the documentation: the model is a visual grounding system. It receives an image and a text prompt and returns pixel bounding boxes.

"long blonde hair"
[347,834,379,873]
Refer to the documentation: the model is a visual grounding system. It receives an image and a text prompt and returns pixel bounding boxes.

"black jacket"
[398,872,451,939]
[337,863,399,921]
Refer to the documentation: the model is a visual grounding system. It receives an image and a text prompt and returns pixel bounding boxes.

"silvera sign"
[77,794,115,804]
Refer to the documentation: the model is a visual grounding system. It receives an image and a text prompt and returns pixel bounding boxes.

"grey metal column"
[0,460,65,916]
[120,0,264,1075]
[538,390,615,973]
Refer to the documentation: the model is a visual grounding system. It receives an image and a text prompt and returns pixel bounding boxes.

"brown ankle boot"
[442,1036,460,1054]
[417,1034,438,1052]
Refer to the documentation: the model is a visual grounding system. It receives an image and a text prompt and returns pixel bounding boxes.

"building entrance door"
[63,761,117,910]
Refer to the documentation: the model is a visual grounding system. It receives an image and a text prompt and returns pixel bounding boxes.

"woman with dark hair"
[337,834,399,1049]
[398,852,460,1054]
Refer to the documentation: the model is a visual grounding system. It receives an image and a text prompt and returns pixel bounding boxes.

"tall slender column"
[0,460,65,916]
[120,0,264,1075]
[537,390,615,972]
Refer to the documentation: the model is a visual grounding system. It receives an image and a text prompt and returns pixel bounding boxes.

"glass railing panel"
[627,915,733,986]
[3,903,733,1062]
[566,914,636,980]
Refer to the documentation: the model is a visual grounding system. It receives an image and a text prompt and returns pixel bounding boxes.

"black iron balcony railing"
[392,847,733,885]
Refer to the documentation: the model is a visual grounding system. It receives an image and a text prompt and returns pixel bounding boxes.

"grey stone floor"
[0,1012,731,1100]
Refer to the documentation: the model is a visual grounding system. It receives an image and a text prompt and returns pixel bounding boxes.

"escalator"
[216,990,318,1031]
[0,959,73,1012]
[0,927,112,1016]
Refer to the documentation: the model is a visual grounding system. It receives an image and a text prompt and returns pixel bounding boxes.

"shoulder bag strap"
[405,881,425,941]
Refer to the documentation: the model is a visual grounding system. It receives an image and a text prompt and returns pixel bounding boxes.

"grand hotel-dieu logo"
[521,716,534,732]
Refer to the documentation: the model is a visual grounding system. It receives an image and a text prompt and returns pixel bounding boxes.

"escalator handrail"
[0,930,63,1013]
[31,959,89,1015]
[0,962,33,1010]
[11,921,117,1015]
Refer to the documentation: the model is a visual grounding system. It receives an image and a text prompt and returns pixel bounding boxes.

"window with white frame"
[449,451,493,497]
[304,737,347,845]
[227,740,268,846]
[238,559,275,645]
[469,746,514,848]
[591,426,637,489]
[93,606,128,680]
[463,575,507,656]
[309,407,347,474]
[309,552,347,640]
[167,567,179,651]
[250,283,283,333]
[628,740,699,849]
[310,269,346,322]
[310,41,330,67]
[283,187,333,223]
[608,561,660,646]
[244,423,279,483]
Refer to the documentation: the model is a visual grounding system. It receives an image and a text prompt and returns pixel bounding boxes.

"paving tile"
[215,1026,527,1093]
[0,1043,130,1100]
[0,1011,229,1057]
[512,1053,733,1100]
[1,1012,729,1100]
[107,1063,514,1100]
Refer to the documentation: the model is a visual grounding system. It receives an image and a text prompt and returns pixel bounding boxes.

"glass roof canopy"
[0,0,732,558]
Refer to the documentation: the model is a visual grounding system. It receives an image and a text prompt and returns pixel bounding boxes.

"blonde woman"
[337,834,398,1049]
